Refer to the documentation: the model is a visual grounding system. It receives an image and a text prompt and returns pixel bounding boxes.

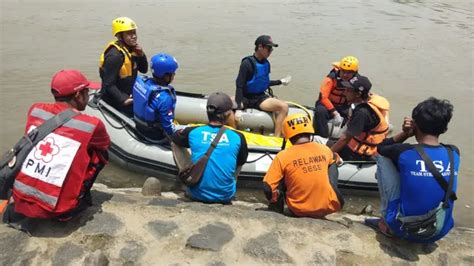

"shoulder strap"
[0,109,78,168]
[27,109,78,145]
[205,126,226,157]
[413,145,457,203]
[243,56,257,76]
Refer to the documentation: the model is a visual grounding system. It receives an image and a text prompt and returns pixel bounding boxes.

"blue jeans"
[376,155,400,217]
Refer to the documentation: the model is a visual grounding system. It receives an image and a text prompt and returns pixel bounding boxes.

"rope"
[97,103,125,130]
[286,101,313,121]
[246,152,274,164]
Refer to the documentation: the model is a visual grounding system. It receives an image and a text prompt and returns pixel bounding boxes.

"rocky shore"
[1,183,473,265]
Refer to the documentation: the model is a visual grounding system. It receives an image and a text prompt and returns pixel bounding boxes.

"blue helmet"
[150,53,179,78]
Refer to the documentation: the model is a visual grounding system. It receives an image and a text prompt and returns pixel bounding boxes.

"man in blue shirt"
[133,53,178,142]
[366,97,459,242]
[172,92,248,203]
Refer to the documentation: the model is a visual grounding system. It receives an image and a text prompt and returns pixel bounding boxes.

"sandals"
[364,218,394,238]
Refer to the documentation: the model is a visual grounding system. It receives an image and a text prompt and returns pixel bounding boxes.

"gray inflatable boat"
[85,91,378,190]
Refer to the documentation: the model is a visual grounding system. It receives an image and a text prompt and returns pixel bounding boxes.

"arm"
[88,120,111,164]
[318,77,337,114]
[171,126,195,147]
[269,80,282,86]
[330,133,352,153]
[150,93,175,136]
[234,131,248,179]
[330,108,368,153]
[235,59,253,109]
[262,156,285,203]
[135,54,148,74]
[101,49,130,105]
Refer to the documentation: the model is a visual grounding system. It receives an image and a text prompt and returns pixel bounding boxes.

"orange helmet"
[283,114,314,139]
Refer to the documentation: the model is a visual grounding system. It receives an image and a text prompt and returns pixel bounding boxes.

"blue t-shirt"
[378,139,460,242]
[172,125,248,203]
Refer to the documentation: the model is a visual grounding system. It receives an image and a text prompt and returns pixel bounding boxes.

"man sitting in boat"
[2,70,110,228]
[234,35,292,137]
[366,97,459,242]
[263,114,344,217]
[313,56,359,138]
[172,92,248,203]
[98,17,148,117]
[330,74,389,161]
[133,53,179,142]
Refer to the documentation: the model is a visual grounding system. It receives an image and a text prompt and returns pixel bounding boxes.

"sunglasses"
[265,45,274,52]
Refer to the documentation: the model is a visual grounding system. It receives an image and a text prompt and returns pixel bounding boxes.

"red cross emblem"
[34,137,60,163]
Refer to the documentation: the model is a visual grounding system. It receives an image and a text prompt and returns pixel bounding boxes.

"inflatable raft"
[85,91,378,190]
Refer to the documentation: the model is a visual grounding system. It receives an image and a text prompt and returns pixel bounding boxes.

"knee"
[314,105,327,116]
[279,101,289,114]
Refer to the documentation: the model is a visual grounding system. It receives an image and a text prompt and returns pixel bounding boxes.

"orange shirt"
[263,142,341,217]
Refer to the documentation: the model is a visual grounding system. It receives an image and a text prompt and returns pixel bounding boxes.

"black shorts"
[243,93,270,110]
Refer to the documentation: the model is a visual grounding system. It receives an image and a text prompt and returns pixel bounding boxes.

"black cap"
[341,74,372,94]
[255,35,279,47]
[206,92,238,114]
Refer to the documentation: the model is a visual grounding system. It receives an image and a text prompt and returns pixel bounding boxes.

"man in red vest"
[2,69,110,227]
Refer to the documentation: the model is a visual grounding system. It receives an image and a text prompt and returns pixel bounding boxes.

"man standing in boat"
[2,70,110,227]
[98,17,148,116]
[172,92,248,203]
[235,35,292,137]
[313,56,359,138]
[133,53,179,142]
[263,113,344,217]
[366,97,459,242]
[330,74,389,161]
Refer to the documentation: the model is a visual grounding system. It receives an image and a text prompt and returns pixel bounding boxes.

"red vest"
[12,103,101,218]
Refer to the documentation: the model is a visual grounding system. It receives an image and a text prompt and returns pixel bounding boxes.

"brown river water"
[1,0,472,227]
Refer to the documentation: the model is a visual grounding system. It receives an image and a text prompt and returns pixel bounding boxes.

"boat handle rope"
[96,102,126,130]
[246,152,274,164]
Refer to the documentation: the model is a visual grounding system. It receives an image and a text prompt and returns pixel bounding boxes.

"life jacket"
[347,99,389,156]
[12,104,100,219]
[133,75,176,125]
[244,56,270,95]
[369,93,390,124]
[324,68,347,107]
[99,41,135,79]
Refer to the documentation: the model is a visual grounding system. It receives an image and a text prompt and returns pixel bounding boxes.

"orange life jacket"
[319,68,348,111]
[348,98,389,156]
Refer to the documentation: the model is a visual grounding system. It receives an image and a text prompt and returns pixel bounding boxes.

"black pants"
[313,102,349,138]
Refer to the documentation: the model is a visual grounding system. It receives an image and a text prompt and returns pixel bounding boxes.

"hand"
[335,152,344,166]
[234,110,244,123]
[123,97,133,106]
[133,44,144,56]
[402,116,414,137]
[332,112,344,127]
[280,75,292,86]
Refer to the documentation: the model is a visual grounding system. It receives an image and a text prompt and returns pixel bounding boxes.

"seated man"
[263,114,344,217]
[367,97,459,242]
[235,35,291,137]
[99,17,148,116]
[2,70,110,226]
[172,92,248,203]
[313,56,359,138]
[330,74,389,161]
[133,53,179,142]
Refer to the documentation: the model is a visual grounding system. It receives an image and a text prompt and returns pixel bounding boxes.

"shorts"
[243,93,270,110]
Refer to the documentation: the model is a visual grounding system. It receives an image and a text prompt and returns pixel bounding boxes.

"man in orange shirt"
[263,114,344,217]
[313,56,358,138]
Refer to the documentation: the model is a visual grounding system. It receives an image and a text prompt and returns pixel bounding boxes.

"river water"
[1,0,472,227]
